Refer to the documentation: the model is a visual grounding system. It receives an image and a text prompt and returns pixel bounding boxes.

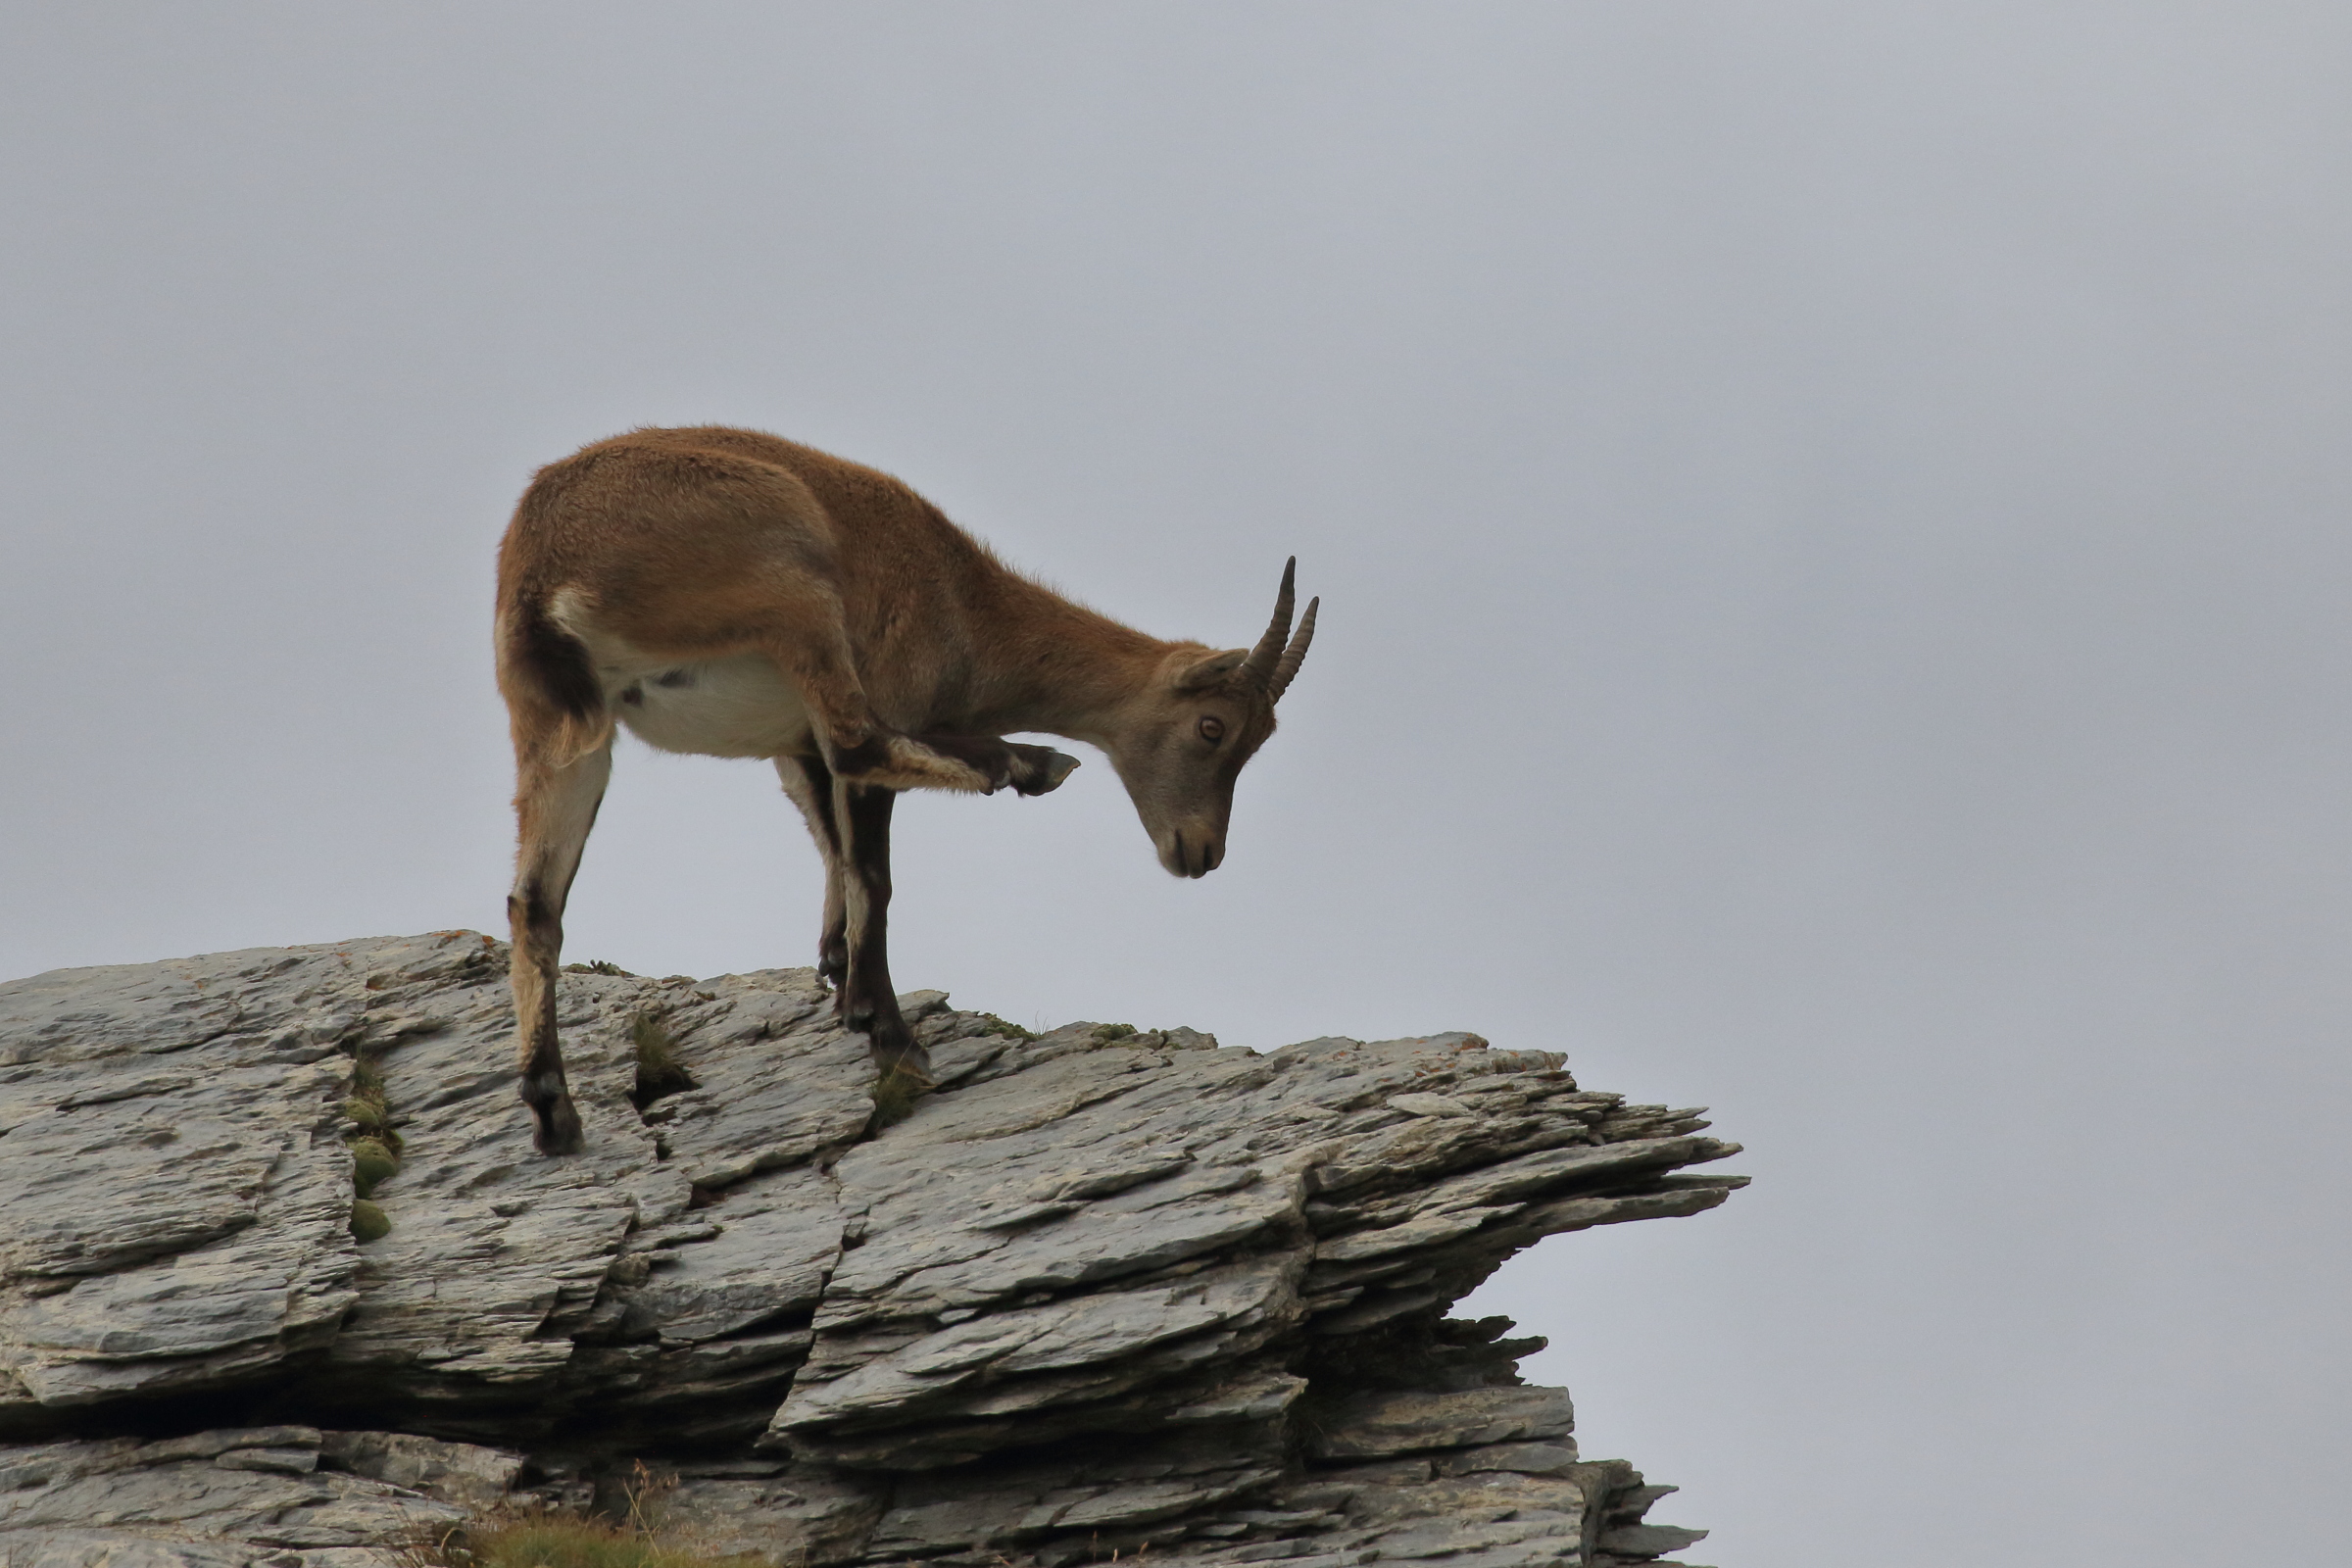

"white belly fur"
[615,653,812,760]
[550,599,812,759]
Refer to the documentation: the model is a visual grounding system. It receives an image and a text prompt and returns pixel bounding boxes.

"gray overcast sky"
[4,5,2346,1562]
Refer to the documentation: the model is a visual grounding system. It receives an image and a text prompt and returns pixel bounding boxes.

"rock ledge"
[0,933,1742,1567]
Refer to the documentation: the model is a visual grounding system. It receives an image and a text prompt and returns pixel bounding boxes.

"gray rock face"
[0,1426,466,1567]
[0,935,1742,1567]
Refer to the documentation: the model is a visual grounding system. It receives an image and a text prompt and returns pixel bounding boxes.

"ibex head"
[1107,559,1317,878]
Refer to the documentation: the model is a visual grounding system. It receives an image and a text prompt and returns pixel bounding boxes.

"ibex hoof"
[521,1075,584,1156]
[1007,744,1081,797]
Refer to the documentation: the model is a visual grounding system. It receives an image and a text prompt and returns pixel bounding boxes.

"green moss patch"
[350,1137,401,1199]
[341,1049,402,1236]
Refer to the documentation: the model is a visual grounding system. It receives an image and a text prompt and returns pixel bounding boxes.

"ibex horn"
[1241,558,1298,693]
[1269,595,1317,704]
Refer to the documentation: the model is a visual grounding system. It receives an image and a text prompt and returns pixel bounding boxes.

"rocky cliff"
[0,932,1744,1567]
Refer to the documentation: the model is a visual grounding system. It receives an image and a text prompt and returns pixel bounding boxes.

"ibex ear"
[1171,649,1249,694]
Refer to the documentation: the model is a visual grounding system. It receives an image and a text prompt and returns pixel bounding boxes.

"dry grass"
[344,1054,402,1152]
[433,1517,755,1568]
[867,1063,931,1130]
[630,1013,696,1107]
[400,1465,761,1568]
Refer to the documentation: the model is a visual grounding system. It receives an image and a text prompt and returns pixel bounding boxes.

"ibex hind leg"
[774,750,850,989]
[835,780,932,1088]
[508,741,612,1154]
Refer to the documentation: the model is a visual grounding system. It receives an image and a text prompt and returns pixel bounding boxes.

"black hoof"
[521,1076,584,1155]
[1006,744,1081,797]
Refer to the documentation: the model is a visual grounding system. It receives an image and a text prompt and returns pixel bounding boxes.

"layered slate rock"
[0,949,370,1414]
[0,934,1742,1567]
[0,1425,479,1561]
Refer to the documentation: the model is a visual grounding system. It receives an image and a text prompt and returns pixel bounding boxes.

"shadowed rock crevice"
[0,932,1742,1567]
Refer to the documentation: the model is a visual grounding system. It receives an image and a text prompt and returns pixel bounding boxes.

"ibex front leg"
[508,741,612,1154]
[761,621,995,796]
[833,778,929,1087]
[913,734,1082,797]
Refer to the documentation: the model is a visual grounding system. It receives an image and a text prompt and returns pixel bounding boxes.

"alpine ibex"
[496,426,1316,1153]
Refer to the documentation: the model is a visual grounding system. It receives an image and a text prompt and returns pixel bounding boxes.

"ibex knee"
[823,730,897,780]
[508,888,563,947]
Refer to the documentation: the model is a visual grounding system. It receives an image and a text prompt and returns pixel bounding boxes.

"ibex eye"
[1198,715,1226,744]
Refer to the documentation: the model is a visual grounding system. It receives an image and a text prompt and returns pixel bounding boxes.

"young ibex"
[497,426,1316,1153]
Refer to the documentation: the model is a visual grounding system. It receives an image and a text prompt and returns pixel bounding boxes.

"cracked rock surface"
[0,934,1742,1567]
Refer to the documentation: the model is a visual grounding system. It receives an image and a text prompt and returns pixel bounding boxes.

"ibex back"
[496,426,1316,1152]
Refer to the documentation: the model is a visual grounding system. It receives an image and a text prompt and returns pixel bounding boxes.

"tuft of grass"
[973,1012,1038,1042]
[402,1463,760,1568]
[628,1013,695,1108]
[464,1521,716,1568]
[344,1054,405,1154]
[349,1052,386,1096]
[423,1520,760,1568]
[1091,1023,1138,1043]
[564,958,634,976]
[350,1199,391,1244]
[867,1063,932,1130]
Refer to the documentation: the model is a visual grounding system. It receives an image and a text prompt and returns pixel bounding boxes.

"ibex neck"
[968,571,1176,747]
